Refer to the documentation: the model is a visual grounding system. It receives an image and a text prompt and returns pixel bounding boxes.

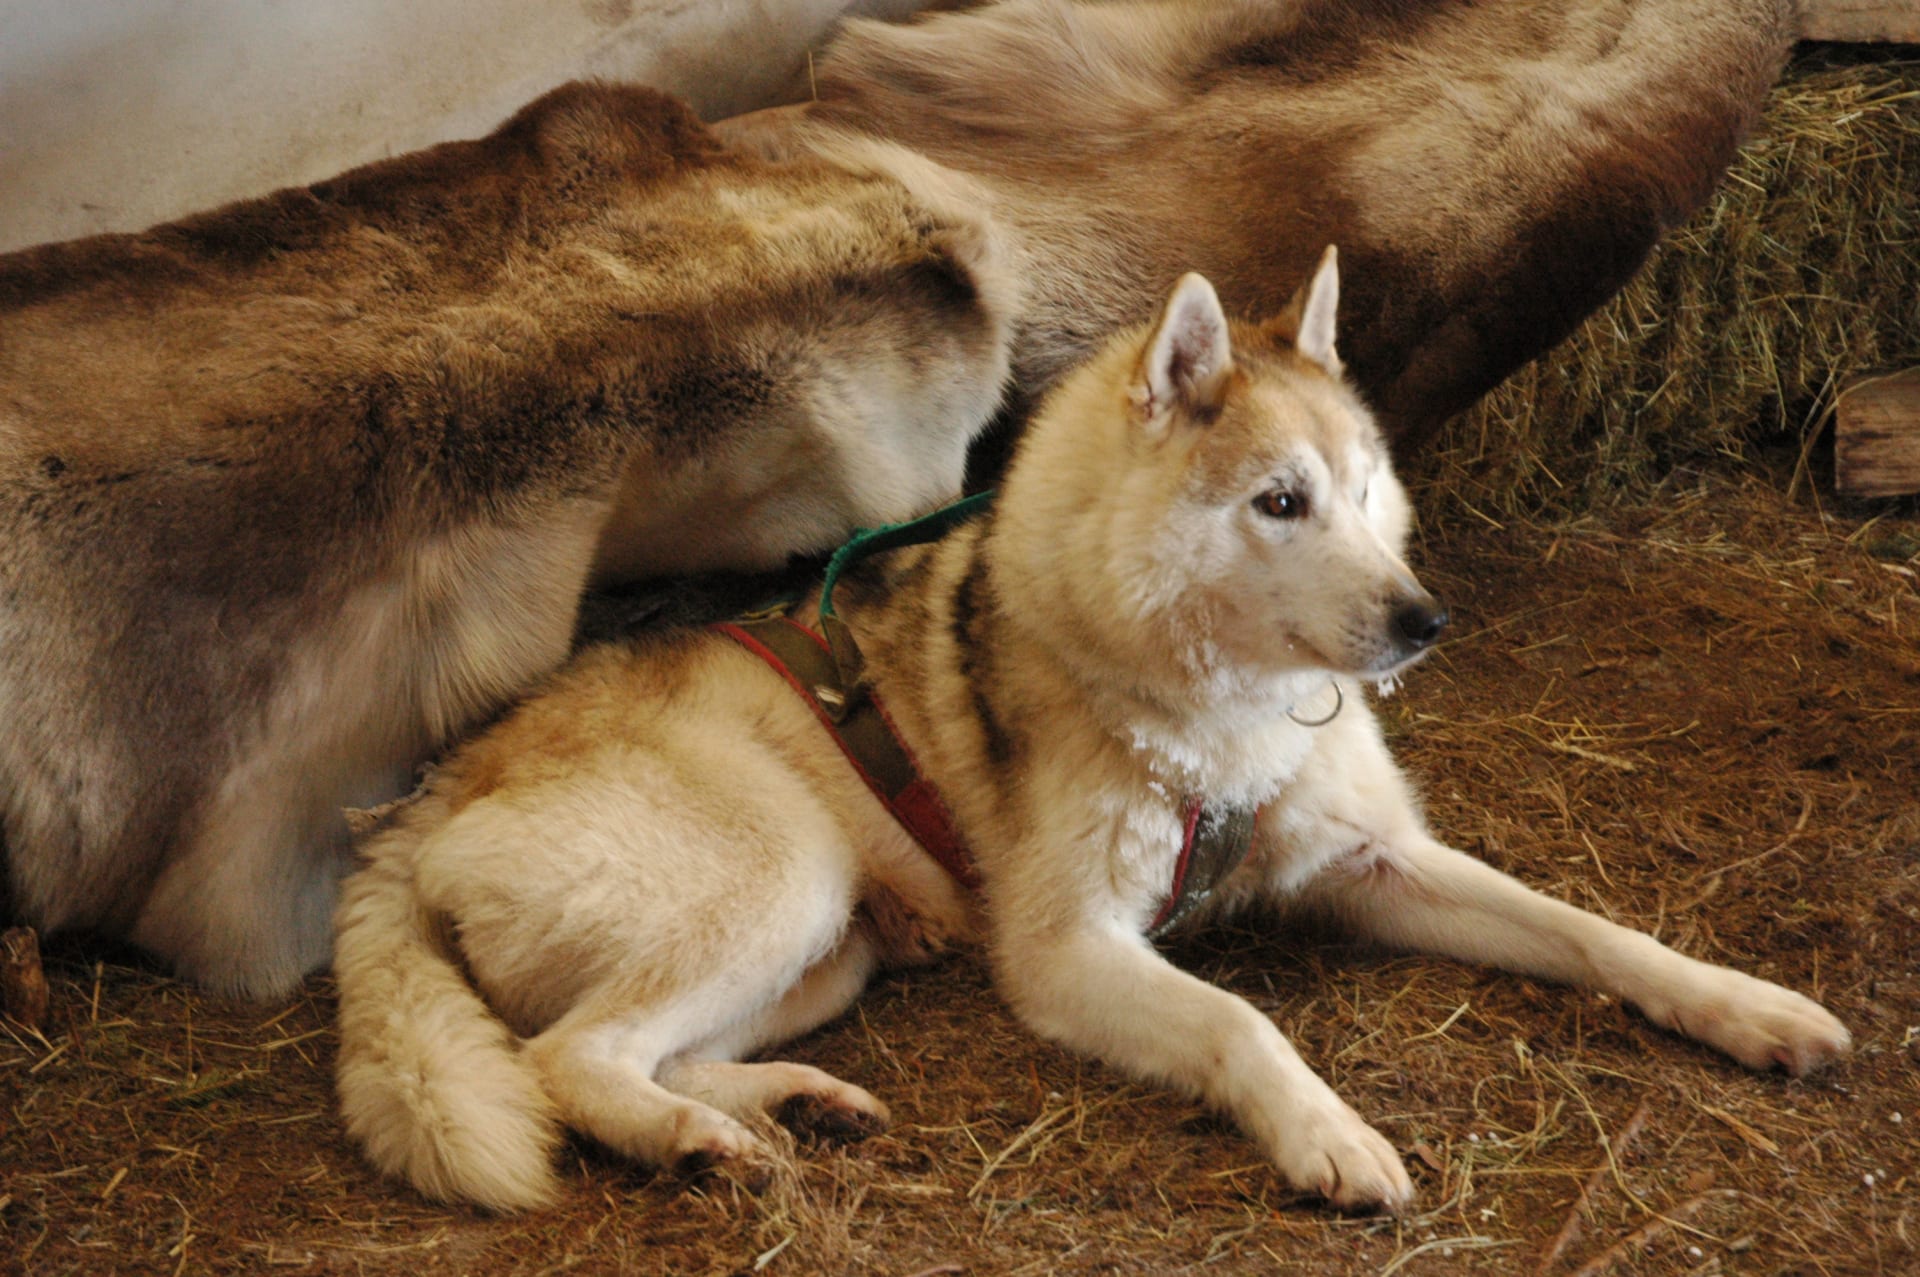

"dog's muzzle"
[1391,592,1449,656]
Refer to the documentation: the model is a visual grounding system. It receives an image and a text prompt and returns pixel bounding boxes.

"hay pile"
[1423,53,1920,516]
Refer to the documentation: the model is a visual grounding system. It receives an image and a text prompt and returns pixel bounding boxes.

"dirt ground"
[4,454,1917,1276]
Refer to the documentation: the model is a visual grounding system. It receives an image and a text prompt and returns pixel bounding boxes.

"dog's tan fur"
[332,258,1848,1214]
[0,83,1016,996]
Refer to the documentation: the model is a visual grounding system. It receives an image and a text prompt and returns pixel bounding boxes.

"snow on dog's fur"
[333,253,1848,1213]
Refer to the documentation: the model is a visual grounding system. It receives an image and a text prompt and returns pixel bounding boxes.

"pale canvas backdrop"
[0,0,940,253]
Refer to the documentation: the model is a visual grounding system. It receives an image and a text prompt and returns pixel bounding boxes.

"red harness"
[713,615,1257,936]
[714,617,978,891]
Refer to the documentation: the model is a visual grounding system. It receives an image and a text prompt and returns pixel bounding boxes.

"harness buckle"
[822,613,867,694]
[814,684,851,722]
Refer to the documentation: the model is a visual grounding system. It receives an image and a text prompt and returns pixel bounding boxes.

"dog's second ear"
[1263,245,1341,376]
[1131,272,1232,427]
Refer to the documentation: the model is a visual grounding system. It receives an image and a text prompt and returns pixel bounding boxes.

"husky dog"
[0,83,1015,997]
[333,254,1849,1213]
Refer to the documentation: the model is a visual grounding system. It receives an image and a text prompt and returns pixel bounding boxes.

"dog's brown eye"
[1254,488,1308,520]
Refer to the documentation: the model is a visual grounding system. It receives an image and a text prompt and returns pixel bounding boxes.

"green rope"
[818,490,997,621]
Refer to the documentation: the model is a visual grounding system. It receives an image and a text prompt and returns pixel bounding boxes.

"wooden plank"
[1835,367,1920,497]
[1,927,48,1032]
[1801,0,1920,42]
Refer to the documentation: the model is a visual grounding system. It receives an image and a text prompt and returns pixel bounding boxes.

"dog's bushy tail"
[333,825,561,1212]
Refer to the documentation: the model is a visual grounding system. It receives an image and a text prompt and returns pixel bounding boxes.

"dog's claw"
[1280,1101,1414,1214]
[778,1091,890,1145]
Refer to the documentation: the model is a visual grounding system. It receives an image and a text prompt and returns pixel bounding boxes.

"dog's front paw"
[1649,968,1851,1077]
[1275,1098,1413,1214]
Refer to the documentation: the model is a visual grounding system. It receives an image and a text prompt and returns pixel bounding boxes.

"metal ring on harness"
[1286,680,1344,728]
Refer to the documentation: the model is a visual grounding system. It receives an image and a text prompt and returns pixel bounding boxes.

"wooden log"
[1800,0,1920,42]
[1835,367,1920,497]
[1,926,49,1032]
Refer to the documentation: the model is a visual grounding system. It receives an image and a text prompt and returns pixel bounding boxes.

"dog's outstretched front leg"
[994,921,1413,1212]
[1298,834,1851,1076]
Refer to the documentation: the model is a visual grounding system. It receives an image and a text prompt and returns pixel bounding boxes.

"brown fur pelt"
[768,0,1800,439]
[0,83,1016,996]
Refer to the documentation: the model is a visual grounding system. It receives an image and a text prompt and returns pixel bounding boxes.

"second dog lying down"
[333,255,1849,1213]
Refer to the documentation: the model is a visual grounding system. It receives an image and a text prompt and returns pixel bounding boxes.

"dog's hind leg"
[527,1001,779,1180]
[1295,832,1852,1077]
[658,924,892,1145]
[520,822,881,1179]
[526,924,890,1178]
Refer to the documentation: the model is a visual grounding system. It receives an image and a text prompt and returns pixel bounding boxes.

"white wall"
[0,0,936,253]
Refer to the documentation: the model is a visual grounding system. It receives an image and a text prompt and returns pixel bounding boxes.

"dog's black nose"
[1393,597,1449,650]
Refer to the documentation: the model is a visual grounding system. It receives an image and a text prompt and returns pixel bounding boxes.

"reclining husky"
[333,257,1847,1213]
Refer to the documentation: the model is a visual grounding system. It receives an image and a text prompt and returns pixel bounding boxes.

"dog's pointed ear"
[1263,245,1341,376]
[1131,272,1232,427]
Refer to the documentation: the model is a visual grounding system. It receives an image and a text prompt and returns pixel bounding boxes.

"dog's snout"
[1392,595,1449,651]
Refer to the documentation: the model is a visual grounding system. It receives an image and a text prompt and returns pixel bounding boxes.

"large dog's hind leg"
[521,833,877,1182]
[1296,834,1851,1076]
[527,930,889,1180]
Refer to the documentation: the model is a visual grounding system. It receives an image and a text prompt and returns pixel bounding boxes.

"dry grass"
[1425,52,1920,519]
[7,465,1916,1276]
[6,49,1920,1277]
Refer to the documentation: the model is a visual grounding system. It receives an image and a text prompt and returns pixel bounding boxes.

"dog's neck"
[981,519,1332,800]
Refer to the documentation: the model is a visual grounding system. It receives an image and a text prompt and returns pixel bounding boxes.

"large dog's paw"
[1646,967,1851,1077]
[659,1057,891,1147]
[1275,1097,1414,1214]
